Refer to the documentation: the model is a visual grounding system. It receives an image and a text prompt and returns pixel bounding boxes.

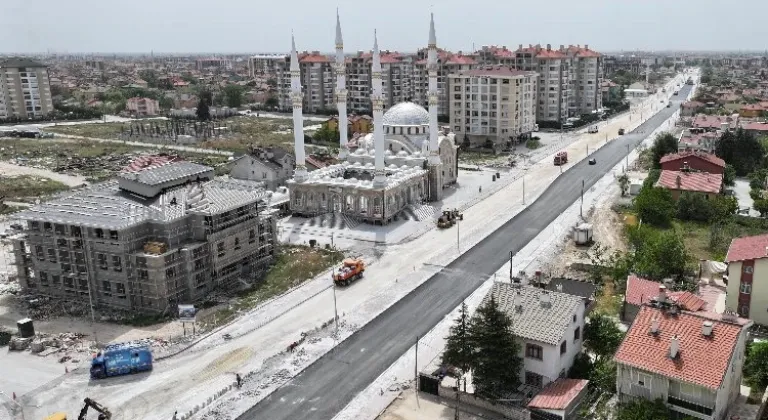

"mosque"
[287,13,459,225]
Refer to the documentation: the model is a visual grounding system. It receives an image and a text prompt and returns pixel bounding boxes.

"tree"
[617,173,630,197]
[590,359,618,393]
[442,303,473,374]
[716,128,764,176]
[633,229,690,280]
[633,186,676,227]
[223,84,246,108]
[196,91,212,121]
[468,296,522,398]
[584,313,625,361]
[158,96,175,110]
[745,341,768,390]
[567,353,593,380]
[750,169,768,191]
[677,192,713,222]
[650,132,679,168]
[264,95,279,109]
[723,164,736,187]
[617,398,670,420]
[711,195,739,223]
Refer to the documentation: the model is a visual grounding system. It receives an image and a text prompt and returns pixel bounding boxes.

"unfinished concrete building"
[10,161,278,314]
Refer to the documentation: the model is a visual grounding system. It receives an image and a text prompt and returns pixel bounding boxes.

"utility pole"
[626,144,630,169]
[332,277,339,336]
[415,335,420,404]
[522,171,526,205]
[456,217,460,252]
[580,179,585,219]
[455,376,461,420]
[509,251,514,281]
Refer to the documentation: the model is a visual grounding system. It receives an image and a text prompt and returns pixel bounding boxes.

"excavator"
[44,398,112,420]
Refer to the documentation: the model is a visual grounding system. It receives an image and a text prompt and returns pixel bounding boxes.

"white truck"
[588,125,599,133]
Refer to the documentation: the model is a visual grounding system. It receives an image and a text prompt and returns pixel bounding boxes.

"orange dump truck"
[332,258,366,286]
[554,151,568,166]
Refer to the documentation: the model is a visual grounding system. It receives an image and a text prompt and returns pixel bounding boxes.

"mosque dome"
[382,102,429,126]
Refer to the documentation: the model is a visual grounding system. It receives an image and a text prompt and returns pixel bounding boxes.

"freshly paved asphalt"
[239,84,694,420]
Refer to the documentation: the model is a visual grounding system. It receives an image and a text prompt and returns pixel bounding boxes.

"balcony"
[667,395,714,417]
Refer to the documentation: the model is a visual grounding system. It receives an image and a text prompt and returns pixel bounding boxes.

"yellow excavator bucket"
[43,414,67,420]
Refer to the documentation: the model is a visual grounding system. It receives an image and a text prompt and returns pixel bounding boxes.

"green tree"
[750,169,768,190]
[158,96,174,110]
[634,186,676,227]
[567,353,593,380]
[677,192,714,222]
[711,195,739,223]
[442,303,473,374]
[755,199,768,217]
[590,359,618,393]
[138,69,159,89]
[634,229,690,280]
[716,128,764,176]
[650,132,679,168]
[584,313,625,361]
[617,398,670,420]
[745,341,768,390]
[196,92,211,121]
[723,164,736,187]
[468,296,522,399]
[617,173,630,197]
[265,95,279,109]
[223,84,246,108]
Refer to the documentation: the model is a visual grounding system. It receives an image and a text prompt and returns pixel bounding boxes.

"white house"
[230,147,295,191]
[614,305,752,420]
[485,282,585,390]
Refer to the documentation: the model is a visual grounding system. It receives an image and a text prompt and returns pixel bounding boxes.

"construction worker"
[172,411,178,420]
[236,373,242,389]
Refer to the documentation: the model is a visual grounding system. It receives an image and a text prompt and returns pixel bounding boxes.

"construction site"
[7,160,279,315]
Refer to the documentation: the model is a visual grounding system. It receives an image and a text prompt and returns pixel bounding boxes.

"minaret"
[371,30,387,187]
[426,13,443,201]
[290,34,308,182]
[335,10,349,159]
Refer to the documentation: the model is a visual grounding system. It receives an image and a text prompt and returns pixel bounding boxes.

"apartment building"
[413,49,477,116]
[275,52,335,113]
[248,54,287,77]
[10,160,278,314]
[478,44,603,123]
[724,233,768,322]
[614,305,751,420]
[126,97,160,116]
[0,58,55,120]
[449,67,537,148]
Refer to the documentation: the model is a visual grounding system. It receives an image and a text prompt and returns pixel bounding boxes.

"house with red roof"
[741,122,768,136]
[527,378,589,419]
[659,151,725,175]
[621,275,715,323]
[614,305,751,420]
[655,169,723,200]
[681,101,706,117]
[725,233,768,322]
[677,130,719,154]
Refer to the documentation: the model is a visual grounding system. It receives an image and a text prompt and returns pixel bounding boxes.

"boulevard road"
[239,84,694,420]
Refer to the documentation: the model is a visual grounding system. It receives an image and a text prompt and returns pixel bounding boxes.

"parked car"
[618,128,625,135]
[588,158,597,165]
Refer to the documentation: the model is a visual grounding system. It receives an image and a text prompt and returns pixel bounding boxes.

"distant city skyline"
[3,0,768,54]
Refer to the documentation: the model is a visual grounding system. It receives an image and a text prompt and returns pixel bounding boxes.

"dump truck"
[437,209,463,228]
[554,151,568,166]
[90,342,153,379]
[332,258,365,286]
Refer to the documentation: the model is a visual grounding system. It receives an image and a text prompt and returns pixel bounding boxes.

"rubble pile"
[0,278,20,295]
[15,295,90,320]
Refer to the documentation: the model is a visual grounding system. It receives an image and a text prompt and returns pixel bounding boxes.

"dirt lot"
[378,389,505,420]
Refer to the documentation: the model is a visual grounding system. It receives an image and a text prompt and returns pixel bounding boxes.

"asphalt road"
[239,84,694,420]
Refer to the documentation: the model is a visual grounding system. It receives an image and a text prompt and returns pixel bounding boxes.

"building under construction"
[10,161,278,314]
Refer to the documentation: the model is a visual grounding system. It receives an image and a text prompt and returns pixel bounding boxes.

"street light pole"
[332,272,339,335]
[522,171,526,205]
[456,217,460,252]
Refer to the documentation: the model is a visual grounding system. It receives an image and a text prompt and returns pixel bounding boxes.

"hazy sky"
[3,0,767,54]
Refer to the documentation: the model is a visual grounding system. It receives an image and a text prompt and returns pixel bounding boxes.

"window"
[166,267,176,278]
[740,283,752,294]
[744,265,754,274]
[52,275,61,286]
[138,269,148,280]
[47,248,57,262]
[97,253,107,269]
[636,372,651,388]
[217,242,226,257]
[102,281,112,292]
[560,341,567,355]
[574,326,581,341]
[95,228,104,239]
[109,230,119,240]
[249,229,256,244]
[525,343,543,360]
[112,255,122,271]
[234,237,241,250]
[39,271,49,286]
[525,371,543,388]
[116,283,126,297]
[35,245,45,260]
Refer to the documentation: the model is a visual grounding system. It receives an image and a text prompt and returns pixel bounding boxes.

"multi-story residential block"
[275,52,335,113]
[485,282,585,390]
[449,67,537,148]
[0,58,55,119]
[125,97,160,116]
[414,49,477,116]
[565,45,603,117]
[614,305,751,420]
[11,160,278,314]
[248,54,287,78]
[724,233,768,321]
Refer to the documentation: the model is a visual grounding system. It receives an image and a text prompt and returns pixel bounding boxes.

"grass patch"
[198,245,344,327]
[46,122,141,139]
[0,205,23,215]
[0,175,69,200]
[594,282,622,317]
[525,138,541,149]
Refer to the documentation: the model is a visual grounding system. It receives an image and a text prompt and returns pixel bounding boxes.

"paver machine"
[437,209,463,229]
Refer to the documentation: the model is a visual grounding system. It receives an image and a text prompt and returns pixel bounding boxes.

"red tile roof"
[446,55,476,65]
[299,53,330,63]
[668,291,707,312]
[682,101,705,109]
[380,53,402,64]
[742,122,768,132]
[625,275,663,306]
[726,233,768,262]
[615,306,744,389]
[692,114,739,130]
[537,49,566,59]
[527,379,588,410]
[124,155,181,173]
[656,170,723,194]
[741,104,767,111]
[659,150,725,168]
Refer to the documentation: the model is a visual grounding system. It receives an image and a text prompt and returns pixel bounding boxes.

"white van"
[588,125,599,133]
